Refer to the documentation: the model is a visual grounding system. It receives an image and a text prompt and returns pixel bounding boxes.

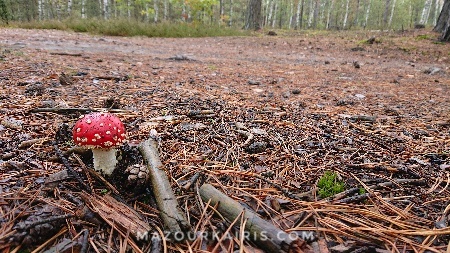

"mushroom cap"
[72,112,126,149]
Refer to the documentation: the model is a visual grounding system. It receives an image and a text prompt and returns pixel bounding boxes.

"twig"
[199,184,306,253]
[80,230,89,253]
[50,52,82,57]
[18,138,49,149]
[53,144,92,193]
[138,135,192,239]
[181,172,202,191]
[72,154,120,196]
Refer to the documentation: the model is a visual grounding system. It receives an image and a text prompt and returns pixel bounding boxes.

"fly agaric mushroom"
[72,112,126,175]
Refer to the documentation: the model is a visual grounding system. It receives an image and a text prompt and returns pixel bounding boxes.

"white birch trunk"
[420,0,432,24]
[164,0,168,20]
[154,0,159,23]
[343,0,350,28]
[38,0,43,20]
[312,0,319,28]
[326,0,334,29]
[127,0,131,19]
[433,0,442,25]
[145,3,150,22]
[295,0,301,28]
[103,0,109,19]
[272,1,278,28]
[288,0,294,29]
[81,0,86,18]
[229,0,233,25]
[67,0,72,15]
[307,0,313,27]
[364,0,371,28]
[267,0,274,27]
[56,0,61,19]
[388,0,397,27]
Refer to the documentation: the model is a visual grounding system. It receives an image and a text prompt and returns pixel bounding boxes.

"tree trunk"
[307,0,313,27]
[420,0,433,25]
[343,0,350,28]
[272,1,277,27]
[81,0,86,18]
[267,0,274,26]
[245,0,262,30]
[388,0,397,27]
[326,0,333,29]
[353,0,360,26]
[289,0,294,29]
[295,0,302,29]
[364,0,371,28]
[434,0,450,41]
[312,0,319,28]
[432,0,441,25]
[67,0,72,15]
[154,0,159,23]
[103,0,109,19]
[164,0,168,20]
[383,0,391,28]
[229,0,233,26]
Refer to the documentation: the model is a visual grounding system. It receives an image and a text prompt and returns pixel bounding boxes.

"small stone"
[291,89,301,95]
[246,141,268,154]
[435,219,447,229]
[248,80,261,85]
[424,67,442,75]
[354,94,365,99]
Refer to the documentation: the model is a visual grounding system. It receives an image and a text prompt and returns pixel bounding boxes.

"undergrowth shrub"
[8,18,248,38]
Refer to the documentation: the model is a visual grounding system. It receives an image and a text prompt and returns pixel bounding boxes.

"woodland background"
[0,0,446,31]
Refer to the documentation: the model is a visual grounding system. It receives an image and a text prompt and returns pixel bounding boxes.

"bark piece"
[199,184,305,253]
[81,193,151,242]
[138,137,191,239]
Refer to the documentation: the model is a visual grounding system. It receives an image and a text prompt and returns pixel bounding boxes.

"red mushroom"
[72,112,127,175]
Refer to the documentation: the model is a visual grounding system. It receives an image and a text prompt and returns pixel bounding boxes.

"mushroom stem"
[92,148,118,175]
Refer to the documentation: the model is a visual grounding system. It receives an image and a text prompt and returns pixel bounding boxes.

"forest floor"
[0,28,450,253]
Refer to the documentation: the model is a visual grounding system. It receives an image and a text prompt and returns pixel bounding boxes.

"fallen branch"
[199,184,306,253]
[138,135,191,239]
[50,52,82,57]
[30,107,132,114]
[18,137,49,149]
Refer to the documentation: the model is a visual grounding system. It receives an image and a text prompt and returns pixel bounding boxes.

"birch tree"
[420,0,432,24]
[388,0,397,27]
[364,0,372,28]
[343,0,350,28]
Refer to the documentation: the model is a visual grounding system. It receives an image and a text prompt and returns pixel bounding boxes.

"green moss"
[317,171,345,198]
[359,187,366,195]
[415,34,431,40]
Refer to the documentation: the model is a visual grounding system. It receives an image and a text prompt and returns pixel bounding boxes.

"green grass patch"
[415,34,431,40]
[6,18,249,38]
[317,171,345,198]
